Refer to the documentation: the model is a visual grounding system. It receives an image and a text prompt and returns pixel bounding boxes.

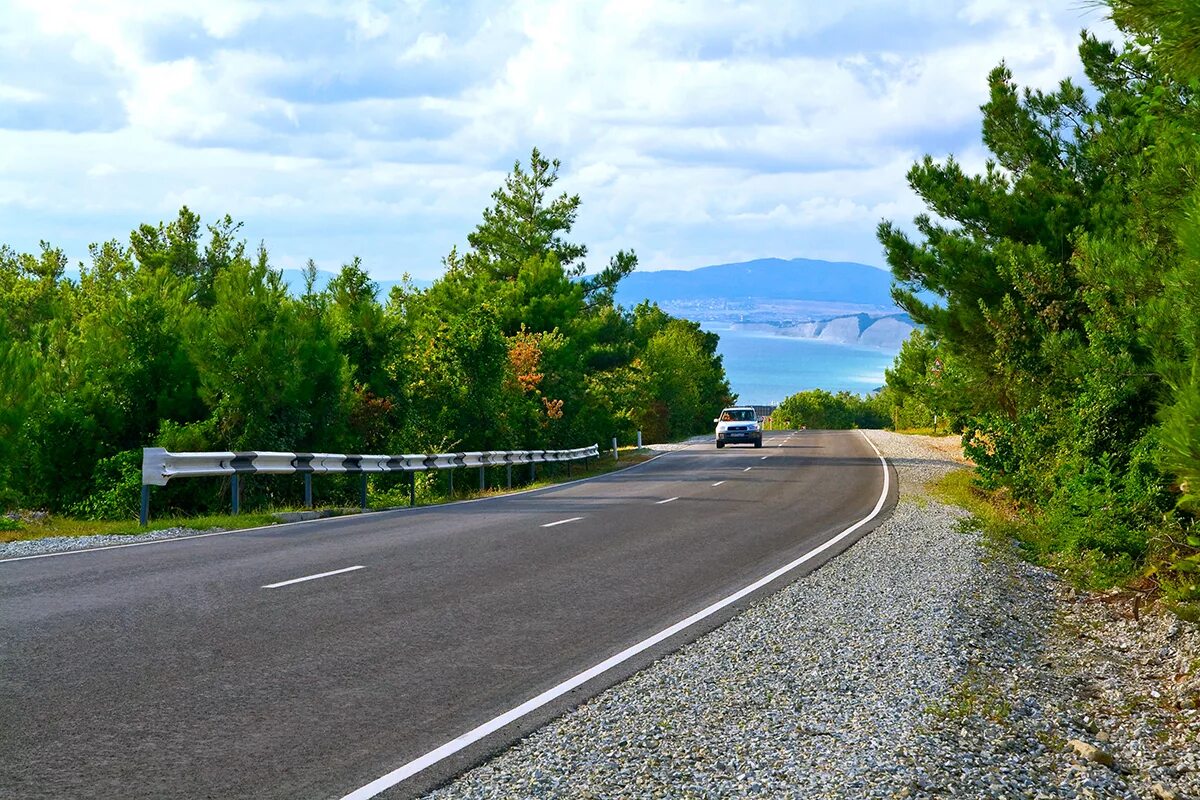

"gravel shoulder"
[426,430,1200,800]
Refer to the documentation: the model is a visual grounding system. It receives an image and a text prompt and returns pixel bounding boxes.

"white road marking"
[760,456,769,460]
[711,481,726,487]
[337,430,891,800]
[263,565,364,589]
[743,467,753,472]
[541,517,583,528]
[656,497,678,505]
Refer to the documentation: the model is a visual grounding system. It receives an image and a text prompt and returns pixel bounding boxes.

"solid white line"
[743,467,752,472]
[541,517,583,528]
[655,497,678,505]
[262,565,364,589]
[337,429,890,800]
[711,481,726,487]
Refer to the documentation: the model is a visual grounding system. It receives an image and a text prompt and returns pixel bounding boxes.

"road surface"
[1,429,895,799]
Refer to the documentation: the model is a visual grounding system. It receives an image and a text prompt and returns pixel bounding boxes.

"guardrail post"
[304,474,313,509]
[140,485,150,527]
[530,461,536,482]
[479,466,485,491]
[408,472,416,507]
[612,437,619,461]
[360,474,368,512]
[231,475,240,515]
[637,430,642,448]
[567,460,572,478]
[506,464,512,488]
[449,469,454,496]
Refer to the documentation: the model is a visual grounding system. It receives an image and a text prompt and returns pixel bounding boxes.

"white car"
[714,406,762,448]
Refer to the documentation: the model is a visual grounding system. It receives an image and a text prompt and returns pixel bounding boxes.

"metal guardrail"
[139,444,601,525]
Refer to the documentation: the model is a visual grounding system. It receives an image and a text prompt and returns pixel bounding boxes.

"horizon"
[1,1,1114,280]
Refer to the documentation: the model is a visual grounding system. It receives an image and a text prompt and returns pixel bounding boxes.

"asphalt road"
[1,429,895,800]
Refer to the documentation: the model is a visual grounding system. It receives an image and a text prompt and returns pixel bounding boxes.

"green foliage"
[774,389,888,430]
[0,149,731,519]
[879,4,1200,595]
[69,450,143,521]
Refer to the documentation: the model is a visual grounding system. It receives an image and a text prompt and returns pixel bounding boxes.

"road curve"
[0,430,896,799]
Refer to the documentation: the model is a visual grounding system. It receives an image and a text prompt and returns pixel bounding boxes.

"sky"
[0,0,1116,281]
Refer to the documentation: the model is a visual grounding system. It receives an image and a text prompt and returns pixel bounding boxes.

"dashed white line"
[337,430,891,800]
[263,565,364,589]
[743,467,753,472]
[656,497,679,505]
[711,481,726,487]
[541,517,583,528]
[760,456,770,460]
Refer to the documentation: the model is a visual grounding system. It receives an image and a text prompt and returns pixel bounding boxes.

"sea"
[703,323,898,406]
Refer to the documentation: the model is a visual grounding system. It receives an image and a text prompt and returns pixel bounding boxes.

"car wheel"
[754,438,762,448]
[716,441,724,448]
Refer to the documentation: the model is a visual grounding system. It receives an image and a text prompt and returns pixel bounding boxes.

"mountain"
[614,257,898,309]
[611,257,919,350]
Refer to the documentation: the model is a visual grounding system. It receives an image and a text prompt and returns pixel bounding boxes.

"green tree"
[878,15,1199,584]
[467,148,587,280]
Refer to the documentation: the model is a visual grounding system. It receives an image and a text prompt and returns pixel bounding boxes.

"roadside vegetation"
[876,1,1200,614]
[0,150,731,524]
[771,388,890,430]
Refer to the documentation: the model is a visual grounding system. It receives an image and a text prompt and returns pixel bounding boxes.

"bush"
[69,449,143,521]
[775,389,889,430]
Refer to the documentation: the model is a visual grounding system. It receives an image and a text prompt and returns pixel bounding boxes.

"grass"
[929,468,1086,584]
[929,469,1024,534]
[935,669,1014,724]
[927,467,1200,616]
[0,512,279,544]
[0,449,659,544]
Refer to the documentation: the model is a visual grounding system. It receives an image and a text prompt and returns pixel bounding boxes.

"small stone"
[1067,739,1115,768]
[1151,783,1183,800]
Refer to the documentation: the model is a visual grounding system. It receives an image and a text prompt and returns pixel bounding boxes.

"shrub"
[69,449,143,521]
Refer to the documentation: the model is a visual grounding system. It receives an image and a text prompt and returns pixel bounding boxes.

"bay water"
[704,323,897,405]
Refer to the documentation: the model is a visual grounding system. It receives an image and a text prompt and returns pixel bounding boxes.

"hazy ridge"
[614,257,916,350]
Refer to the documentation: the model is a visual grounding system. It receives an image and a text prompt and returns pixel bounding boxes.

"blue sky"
[0,0,1114,280]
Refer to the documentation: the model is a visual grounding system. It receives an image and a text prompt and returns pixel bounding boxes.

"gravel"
[0,526,230,560]
[426,429,1200,800]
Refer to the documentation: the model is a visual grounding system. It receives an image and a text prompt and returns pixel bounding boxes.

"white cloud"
[0,83,42,102]
[0,0,1118,277]
[400,31,448,62]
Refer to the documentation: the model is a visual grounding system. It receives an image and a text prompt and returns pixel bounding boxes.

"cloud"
[0,0,1117,278]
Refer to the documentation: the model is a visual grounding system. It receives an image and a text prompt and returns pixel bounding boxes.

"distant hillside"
[731,312,917,350]
[614,257,897,308]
